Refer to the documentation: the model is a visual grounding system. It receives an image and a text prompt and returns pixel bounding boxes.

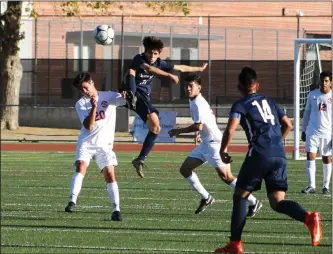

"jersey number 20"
[252,100,275,125]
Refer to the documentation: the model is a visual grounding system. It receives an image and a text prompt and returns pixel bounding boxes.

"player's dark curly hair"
[142,36,164,53]
[73,72,92,88]
[185,74,202,86]
[320,71,332,81]
[238,67,257,87]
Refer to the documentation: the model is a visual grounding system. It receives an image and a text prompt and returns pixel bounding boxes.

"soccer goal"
[293,38,332,160]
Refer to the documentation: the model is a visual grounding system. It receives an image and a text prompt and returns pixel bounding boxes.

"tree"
[0,1,190,130]
[0,1,24,130]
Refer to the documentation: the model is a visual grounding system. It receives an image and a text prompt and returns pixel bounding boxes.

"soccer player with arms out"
[215,67,322,253]
[168,74,262,216]
[64,72,126,221]
[124,36,208,178]
[301,71,332,195]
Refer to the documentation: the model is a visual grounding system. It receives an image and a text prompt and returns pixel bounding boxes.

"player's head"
[142,36,164,65]
[237,67,259,96]
[319,71,332,94]
[184,74,201,99]
[73,72,97,98]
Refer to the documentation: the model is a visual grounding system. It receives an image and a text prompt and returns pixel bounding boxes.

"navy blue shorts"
[133,91,159,123]
[236,149,288,193]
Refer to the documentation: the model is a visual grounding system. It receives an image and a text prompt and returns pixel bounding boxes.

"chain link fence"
[1,15,331,142]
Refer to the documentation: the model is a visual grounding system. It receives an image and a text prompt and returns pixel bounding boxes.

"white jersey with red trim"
[302,89,332,138]
[75,91,126,148]
[189,93,222,143]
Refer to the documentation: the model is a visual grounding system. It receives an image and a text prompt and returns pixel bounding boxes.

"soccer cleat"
[195,195,215,214]
[111,211,123,221]
[304,211,322,246]
[301,186,316,194]
[215,240,244,253]
[132,158,146,178]
[322,187,329,195]
[65,201,76,213]
[125,90,137,110]
[247,200,263,218]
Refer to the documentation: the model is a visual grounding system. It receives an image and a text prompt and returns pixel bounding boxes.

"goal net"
[293,38,332,160]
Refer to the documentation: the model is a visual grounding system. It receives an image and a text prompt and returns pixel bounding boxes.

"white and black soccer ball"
[93,24,114,45]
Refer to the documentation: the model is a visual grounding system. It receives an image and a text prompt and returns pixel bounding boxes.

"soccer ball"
[93,25,114,45]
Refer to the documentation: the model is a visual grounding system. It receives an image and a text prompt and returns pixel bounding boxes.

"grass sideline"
[1,151,332,253]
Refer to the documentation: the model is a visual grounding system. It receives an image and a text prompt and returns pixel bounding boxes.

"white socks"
[69,172,84,204]
[306,160,316,189]
[107,182,120,212]
[228,178,256,206]
[186,172,209,199]
[323,163,332,189]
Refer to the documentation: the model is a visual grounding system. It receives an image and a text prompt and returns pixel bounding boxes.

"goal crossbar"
[293,38,332,160]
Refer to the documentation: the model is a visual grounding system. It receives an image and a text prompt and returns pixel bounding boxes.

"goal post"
[293,38,332,160]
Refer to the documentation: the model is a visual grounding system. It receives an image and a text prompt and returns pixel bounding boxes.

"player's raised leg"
[132,111,161,178]
[269,190,322,246]
[180,156,215,214]
[65,160,87,212]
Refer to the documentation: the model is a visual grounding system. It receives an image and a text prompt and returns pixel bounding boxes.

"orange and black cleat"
[305,211,322,246]
[215,240,243,253]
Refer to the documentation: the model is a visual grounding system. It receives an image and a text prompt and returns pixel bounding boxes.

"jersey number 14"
[252,100,275,125]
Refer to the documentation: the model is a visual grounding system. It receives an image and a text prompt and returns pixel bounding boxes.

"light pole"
[296,10,304,38]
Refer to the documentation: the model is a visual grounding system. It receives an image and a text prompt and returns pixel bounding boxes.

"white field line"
[1,213,332,227]
[1,203,332,215]
[0,243,312,254]
[1,185,332,199]
[0,243,209,253]
[1,226,327,242]
[1,192,331,205]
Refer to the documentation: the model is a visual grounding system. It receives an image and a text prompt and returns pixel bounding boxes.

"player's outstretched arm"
[173,63,208,73]
[141,63,179,84]
[220,117,240,163]
[280,116,293,140]
[168,123,202,137]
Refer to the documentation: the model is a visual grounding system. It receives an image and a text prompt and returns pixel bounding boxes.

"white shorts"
[306,136,332,156]
[74,145,118,171]
[188,141,226,169]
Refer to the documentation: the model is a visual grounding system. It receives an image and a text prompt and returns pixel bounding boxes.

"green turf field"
[1,151,332,253]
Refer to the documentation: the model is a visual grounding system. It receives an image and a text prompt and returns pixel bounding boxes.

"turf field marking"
[2,226,329,241]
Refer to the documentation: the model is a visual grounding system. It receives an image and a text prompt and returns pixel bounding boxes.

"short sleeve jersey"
[75,91,125,148]
[190,94,222,143]
[230,93,286,158]
[130,53,174,95]
[302,89,332,138]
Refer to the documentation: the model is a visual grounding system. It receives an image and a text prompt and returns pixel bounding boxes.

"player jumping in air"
[215,67,322,253]
[301,71,332,195]
[65,72,126,221]
[124,36,208,178]
[168,74,262,216]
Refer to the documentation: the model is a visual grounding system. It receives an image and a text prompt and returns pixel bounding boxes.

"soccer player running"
[64,72,126,221]
[301,71,332,195]
[168,74,262,216]
[124,36,208,178]
[215,67,322,253]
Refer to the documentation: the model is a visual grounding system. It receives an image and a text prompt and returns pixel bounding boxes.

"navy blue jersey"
[130,53,174,95]
[230,93,286,158]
